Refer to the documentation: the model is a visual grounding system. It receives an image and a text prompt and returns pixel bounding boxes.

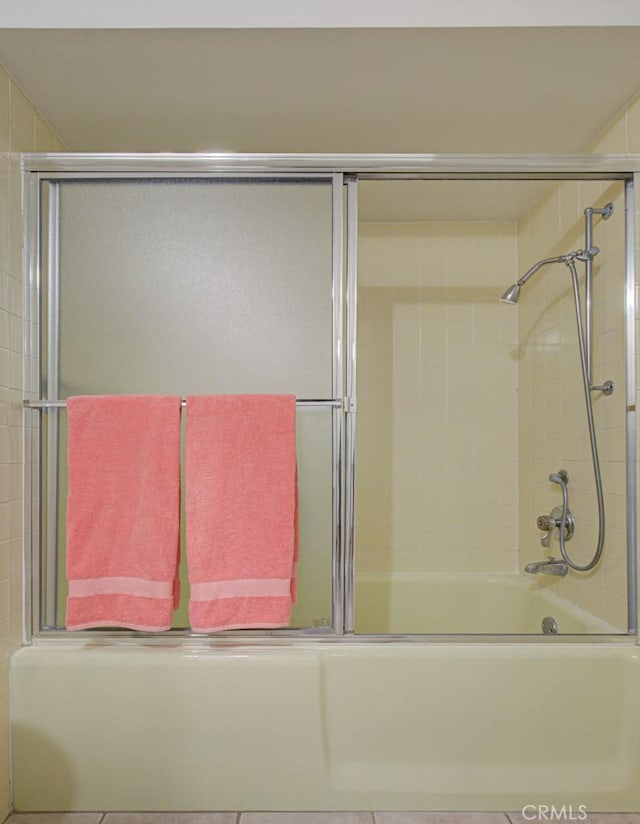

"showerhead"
[499,252,575,306]
[500,283,521,305]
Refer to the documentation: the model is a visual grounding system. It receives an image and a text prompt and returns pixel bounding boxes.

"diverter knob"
[537,514,553,531]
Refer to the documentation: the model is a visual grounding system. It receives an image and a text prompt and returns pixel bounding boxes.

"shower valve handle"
[537,513,560,547]
[536,506,575,547]
[537,515,554,532]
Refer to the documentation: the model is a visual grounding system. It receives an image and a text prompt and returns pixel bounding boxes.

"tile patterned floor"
[3,813,640,824]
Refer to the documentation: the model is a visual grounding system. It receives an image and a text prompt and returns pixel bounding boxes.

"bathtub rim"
[24,629,636,647]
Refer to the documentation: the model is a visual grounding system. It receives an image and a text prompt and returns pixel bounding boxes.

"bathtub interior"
[354,573,622,634]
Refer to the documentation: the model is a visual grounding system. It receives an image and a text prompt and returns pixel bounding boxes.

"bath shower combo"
[500,203,615,574]
[12,154,640,814]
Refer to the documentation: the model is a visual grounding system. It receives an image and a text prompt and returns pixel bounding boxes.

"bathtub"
[10,639,640,812]
[354,572,623,634]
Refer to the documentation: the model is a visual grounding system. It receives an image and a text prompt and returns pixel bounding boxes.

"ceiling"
[1,26,639,220]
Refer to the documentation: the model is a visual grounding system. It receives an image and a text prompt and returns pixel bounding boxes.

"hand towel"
[186,394,298,632]
[66,395,182,631]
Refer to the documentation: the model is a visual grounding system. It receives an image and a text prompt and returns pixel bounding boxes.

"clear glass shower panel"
[353,178,629,635]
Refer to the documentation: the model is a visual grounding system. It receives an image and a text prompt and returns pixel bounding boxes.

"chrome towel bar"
[24,398,343,409]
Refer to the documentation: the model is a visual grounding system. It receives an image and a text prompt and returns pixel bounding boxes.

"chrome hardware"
[542,615,559,634]
[549,468,569,486]
[573,246,600,262]
[591,380,614,396]
[536,502,575,549]
[500,203,614,574]
[536,514,553,532]
[587,202,614,221]
[23,398,344,409]
[524,557,569,577]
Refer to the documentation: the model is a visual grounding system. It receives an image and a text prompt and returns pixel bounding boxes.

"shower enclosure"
[13,153,640,813]
[21,154,639,639]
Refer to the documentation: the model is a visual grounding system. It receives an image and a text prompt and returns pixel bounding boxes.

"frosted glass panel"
[43,176,336,631]
[56,179,333,397]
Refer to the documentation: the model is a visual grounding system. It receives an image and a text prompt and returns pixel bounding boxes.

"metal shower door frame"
[23,168,347,639]
[20,153,640,643]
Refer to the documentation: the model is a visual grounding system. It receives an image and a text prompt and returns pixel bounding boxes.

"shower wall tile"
[356,221,518,575]
[0,60,67,822]
[558,182,581,241]
[627,95,640,151]
[517,166,627,628]
[514,87,640,631]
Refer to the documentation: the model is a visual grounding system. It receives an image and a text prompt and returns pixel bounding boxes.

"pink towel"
[66,395,182,631]
[186,395,298,632]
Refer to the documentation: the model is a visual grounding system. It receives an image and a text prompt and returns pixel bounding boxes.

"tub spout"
[524,557,569,576]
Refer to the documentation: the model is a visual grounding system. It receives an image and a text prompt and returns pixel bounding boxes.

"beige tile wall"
[0,62,65,821]
[356,97,640,631]
[356,221,518,574]
[516,101,638,629]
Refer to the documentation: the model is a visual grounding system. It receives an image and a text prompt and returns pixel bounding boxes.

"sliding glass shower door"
[38,176,340,632]
[26,156,636,640]
[353,177,632,635]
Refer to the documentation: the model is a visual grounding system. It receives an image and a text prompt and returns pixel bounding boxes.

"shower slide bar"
[24,398,343,409]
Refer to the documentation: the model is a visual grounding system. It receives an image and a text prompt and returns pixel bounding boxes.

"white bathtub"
[10,639,640,812]
[354,572,623,634]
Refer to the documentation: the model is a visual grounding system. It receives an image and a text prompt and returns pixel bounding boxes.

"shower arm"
[515,255,568,288]
[515,249,597,290]
[514,245,610,395]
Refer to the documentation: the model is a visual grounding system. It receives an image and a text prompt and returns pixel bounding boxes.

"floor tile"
[240,814,373,824]
[507,816,640,824]
[5,816,104,824]
[103,816,236,824]
[581,818,640,824]
[374,816,510,824]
